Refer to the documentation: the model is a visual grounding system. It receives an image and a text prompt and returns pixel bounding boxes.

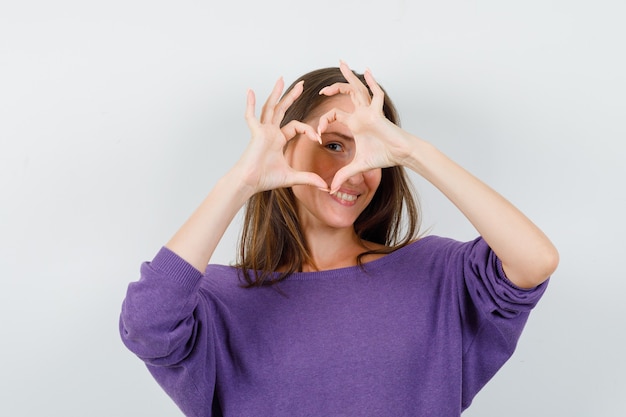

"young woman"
[120,62,558,416]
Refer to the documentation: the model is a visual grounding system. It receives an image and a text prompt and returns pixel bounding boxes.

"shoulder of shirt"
[196,235,477,289]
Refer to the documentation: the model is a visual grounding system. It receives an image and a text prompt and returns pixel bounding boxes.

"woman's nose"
[345,171,365,186]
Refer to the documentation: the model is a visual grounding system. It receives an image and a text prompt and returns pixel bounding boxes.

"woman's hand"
[165,77,329,270]
[317,61,415,194]
[235,77,328,194]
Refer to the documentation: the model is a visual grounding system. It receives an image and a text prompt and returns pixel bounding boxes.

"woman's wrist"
[395,131,438,176]
[220,167,259,205]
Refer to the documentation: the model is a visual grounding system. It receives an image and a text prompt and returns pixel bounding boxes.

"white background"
[1,1,624,416]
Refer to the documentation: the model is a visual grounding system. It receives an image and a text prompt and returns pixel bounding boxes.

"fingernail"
[317,187,330,192]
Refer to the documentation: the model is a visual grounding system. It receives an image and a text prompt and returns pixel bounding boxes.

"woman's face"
[286,95,382,232]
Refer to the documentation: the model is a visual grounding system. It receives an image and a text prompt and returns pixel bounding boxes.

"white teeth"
[335,191,357,202]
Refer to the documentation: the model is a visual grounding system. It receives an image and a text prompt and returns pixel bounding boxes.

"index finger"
[260,77,285,124]
[273,80,304,125]
[338,60,371,103]
[364,69,386,110]
[319,82,351,97]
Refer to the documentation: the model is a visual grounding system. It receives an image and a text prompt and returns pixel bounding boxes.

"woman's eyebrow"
[322,131,354,141]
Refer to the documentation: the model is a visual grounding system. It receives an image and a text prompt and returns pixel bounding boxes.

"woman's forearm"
[403,135,559,288]
[165,170,255,272]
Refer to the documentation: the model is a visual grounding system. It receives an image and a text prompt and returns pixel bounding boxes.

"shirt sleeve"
[119,247,217,416]
[450,237,549,410]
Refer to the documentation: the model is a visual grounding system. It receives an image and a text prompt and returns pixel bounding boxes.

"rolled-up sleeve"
[449,237,549,409]
[120,247,203,363]
[119,247,216,416]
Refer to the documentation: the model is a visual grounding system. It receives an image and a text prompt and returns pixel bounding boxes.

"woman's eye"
[325,142,343,152]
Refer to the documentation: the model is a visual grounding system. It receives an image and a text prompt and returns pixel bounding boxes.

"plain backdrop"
[1,1,624,416]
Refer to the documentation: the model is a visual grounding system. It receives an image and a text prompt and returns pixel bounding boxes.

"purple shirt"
[120,236,548,416]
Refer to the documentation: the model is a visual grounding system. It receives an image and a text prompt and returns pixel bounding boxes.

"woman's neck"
[301,227,386,272]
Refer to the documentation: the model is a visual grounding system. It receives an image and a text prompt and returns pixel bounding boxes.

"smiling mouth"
[334,191,358,203]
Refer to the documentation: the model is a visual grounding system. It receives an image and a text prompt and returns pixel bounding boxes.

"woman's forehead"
[305,95,354,120]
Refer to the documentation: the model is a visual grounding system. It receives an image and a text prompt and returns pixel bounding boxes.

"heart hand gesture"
[317,61,414,194]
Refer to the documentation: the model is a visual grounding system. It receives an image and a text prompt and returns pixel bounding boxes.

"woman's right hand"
[233,78,329,194]
[165,77,328,271]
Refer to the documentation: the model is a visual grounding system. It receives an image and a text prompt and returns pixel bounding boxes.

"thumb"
[329,162,366,194]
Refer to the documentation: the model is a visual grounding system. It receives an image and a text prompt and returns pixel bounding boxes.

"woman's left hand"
[317,61,415,194]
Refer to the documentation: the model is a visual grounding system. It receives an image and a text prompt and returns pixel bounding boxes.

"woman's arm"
[403,138,559,288]
[165,172,254,272]
[166,79,326,272]
[319,62,558,288]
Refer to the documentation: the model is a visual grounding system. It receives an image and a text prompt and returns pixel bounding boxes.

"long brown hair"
[236,67,421,286]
